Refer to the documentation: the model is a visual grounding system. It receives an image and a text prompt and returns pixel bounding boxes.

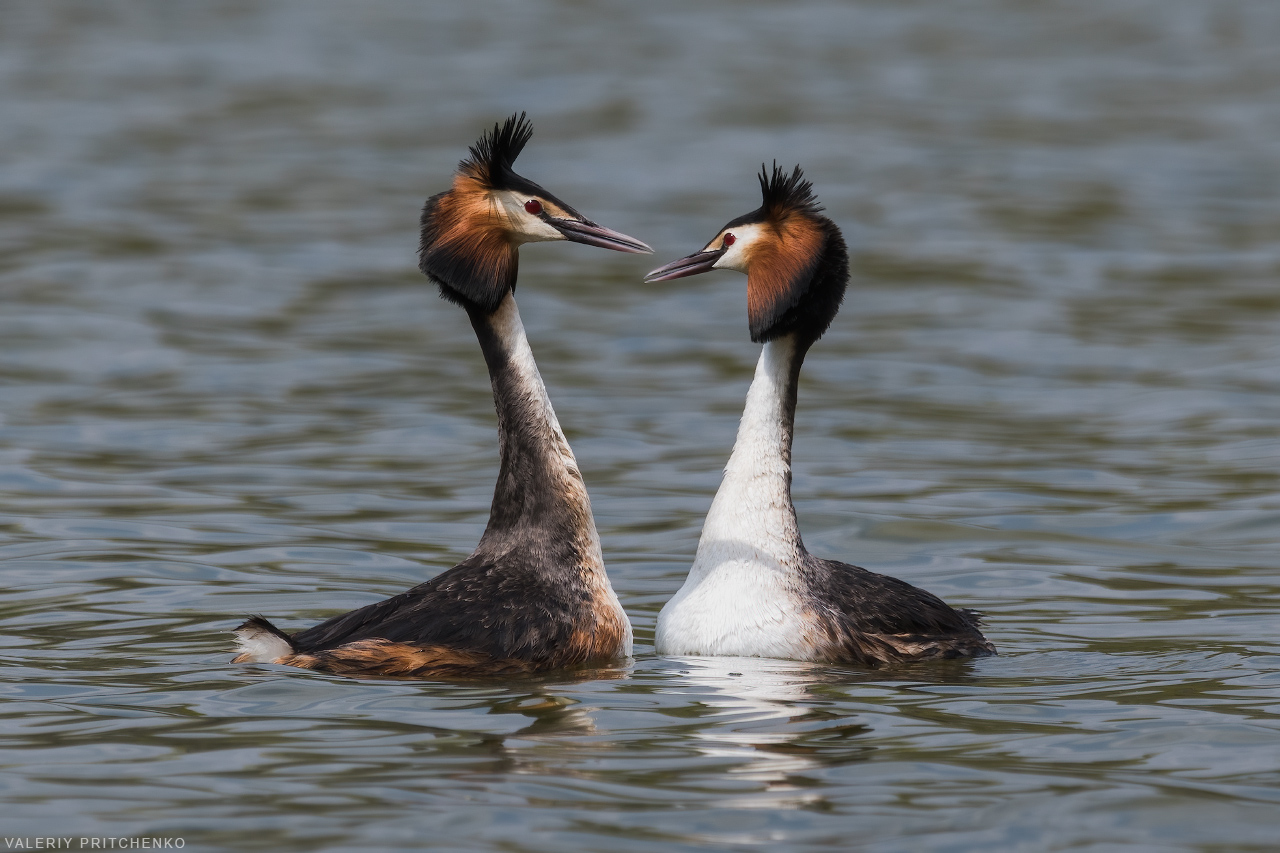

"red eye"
[524,200,543,215]
[723,233,736,247]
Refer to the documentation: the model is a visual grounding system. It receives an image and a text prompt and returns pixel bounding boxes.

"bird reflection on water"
[651,655,988,804]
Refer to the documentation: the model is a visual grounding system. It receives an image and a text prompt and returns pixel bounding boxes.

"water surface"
[1,2,1279,850]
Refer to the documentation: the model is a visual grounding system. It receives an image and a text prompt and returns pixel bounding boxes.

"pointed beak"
[643,248,727,282]
[549,217,653,254]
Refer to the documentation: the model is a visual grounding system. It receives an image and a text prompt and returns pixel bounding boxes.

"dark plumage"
[271,307,629,674]
[757,162,825,222]
[456,112,535,193]
[233,114,643,678]
[800,558,993,665]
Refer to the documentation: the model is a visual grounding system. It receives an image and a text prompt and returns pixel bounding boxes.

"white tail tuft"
[232,620,293,663]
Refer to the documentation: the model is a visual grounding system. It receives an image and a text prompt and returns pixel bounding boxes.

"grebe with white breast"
[233,113,649,677]
[647,164,994,667]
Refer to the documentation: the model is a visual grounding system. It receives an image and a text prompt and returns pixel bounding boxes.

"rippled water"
[2,2,1280,850]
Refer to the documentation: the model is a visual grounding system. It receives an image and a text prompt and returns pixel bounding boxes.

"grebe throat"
[697,334,806,571]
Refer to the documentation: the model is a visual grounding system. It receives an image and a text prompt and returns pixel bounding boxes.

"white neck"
[694,336,804,572]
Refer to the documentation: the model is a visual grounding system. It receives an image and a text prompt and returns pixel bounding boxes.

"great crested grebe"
[647,164,995,667]
[233,113,649,678]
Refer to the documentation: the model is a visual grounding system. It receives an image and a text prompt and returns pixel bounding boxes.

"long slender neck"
[696,333,808,569]
[466,294,601,569]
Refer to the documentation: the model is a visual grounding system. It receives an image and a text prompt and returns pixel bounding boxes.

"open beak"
[644,248,727,282]
[550,218,652,254]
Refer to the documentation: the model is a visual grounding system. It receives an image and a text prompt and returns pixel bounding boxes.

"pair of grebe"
[233,114,994,677]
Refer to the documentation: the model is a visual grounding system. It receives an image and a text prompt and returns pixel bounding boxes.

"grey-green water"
[2,2,1280,850]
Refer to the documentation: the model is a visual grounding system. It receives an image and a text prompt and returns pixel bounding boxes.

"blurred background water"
[1,1,1279,850]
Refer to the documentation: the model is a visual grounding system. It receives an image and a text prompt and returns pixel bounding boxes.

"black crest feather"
[758,161,823,221]
[459,112,535,190]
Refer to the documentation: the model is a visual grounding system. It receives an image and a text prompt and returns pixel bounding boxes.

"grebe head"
[420,112,652,314]
[645,163,848,344]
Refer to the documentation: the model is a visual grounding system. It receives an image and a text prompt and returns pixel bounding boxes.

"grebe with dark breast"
[646,164,994,667]
[233,113,650,677]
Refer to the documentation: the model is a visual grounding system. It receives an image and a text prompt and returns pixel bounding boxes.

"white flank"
[233,624,292,663]
[656,337,813,659]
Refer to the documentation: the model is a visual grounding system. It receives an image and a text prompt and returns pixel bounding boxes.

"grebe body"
[234,114,648,678]
[648,165,994,667]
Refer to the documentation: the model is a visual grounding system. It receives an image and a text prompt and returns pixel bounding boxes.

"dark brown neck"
[465,294,602,570]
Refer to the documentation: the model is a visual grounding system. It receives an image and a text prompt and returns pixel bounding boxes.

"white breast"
[655,555,815,659]
[656,337,819,661]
